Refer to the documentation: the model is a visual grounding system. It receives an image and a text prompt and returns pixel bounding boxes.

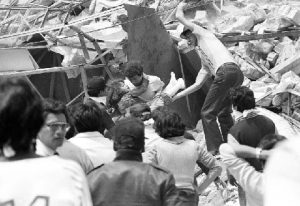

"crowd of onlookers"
[0,61,299,206]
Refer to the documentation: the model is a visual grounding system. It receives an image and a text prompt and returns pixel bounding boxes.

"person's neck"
[114,149,143,162]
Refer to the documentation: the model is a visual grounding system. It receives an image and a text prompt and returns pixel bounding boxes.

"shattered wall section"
[125,4,204,126]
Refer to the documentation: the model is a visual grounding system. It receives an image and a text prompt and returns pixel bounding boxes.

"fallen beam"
[219,30,300,43]
[270,55,300,75]
[0,64,105,77]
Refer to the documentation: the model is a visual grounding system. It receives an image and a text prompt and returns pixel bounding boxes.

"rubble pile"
[187,0,300,123]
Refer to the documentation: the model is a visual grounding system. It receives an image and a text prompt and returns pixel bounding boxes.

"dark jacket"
[87,149,179,206]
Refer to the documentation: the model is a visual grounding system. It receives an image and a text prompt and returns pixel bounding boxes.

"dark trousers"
[201,63,244,152]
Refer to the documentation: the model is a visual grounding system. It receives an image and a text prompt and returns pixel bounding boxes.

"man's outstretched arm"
[175,1,194,31]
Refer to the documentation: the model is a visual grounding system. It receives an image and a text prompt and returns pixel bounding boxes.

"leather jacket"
[87,149,180,206]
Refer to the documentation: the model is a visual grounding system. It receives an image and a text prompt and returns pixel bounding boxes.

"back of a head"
[230,86,255,112]
[87,76,106,97]
[258,134,287,150]
[113,117,145,151]
[0,78,44,155]
[153,108,185,139]
[152,106,172,122]
[70,101,102,133]
[129,103,151,121]
[258,134,287,167]
[124,61,143,78]
[42,98,67,120]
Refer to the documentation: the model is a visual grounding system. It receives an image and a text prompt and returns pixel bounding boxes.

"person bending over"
[174,0,244,154]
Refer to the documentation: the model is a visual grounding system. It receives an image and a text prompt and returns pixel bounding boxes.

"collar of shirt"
[35,139,56,156]
[236,108,260,123]
[163,136,185,145]
[73,131,106,140]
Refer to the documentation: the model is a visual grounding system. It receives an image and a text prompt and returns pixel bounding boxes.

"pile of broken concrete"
[172,0,300,123]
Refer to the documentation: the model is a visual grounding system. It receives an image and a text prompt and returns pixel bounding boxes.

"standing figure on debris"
[174,0,244,154]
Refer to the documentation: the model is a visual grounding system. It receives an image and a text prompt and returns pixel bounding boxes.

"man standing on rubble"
[173,0,244,154]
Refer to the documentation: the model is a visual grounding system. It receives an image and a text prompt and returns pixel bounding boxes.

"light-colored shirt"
[264,139,300,206]
[220,143,263,206]
[57,140,94,174]
[124,74,165,102]
[144,120,163,150]
[69,131,115,168]
[0,156,92,206]
[145,136,220,189]
[193,25,236,75]
[36,139,56,156]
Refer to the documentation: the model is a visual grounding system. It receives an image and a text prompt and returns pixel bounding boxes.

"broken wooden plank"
[270,55,300,75]
[77,33,90,60]
[176,46,192,115]
[66,91,85,106]
[70,25,114,79]
[60,72,71,102]
[49,72,56,98]
[219,30,300,43]
[24,76,43,99]
[233,51,279,83]
[0,5,124,41]
[0,64,105,77]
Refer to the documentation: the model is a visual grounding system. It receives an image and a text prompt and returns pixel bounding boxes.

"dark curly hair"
[124,61,143,78]
[0,77,44,154]
[153,107,185,139]
[129,103,151,121]
[42,98,68,119]
[230,86,255,112]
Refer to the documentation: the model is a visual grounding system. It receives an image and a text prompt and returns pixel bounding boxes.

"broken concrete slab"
[125,4,208,126]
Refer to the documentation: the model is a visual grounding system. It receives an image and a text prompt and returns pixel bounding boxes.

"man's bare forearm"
[173,68,210,101]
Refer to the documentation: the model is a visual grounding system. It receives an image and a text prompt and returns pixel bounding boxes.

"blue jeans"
[201,63,243,152]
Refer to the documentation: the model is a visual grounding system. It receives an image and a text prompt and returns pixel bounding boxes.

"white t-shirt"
[69,131,115,168]
[0,156,92,206]
[124,74,165,102]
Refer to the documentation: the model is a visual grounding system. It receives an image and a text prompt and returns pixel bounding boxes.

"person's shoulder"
[147,162,172,175]
[87,163,105,175]
[258,114,275,122]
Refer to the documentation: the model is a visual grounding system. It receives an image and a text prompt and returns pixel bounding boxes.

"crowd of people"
[1,1,300,206]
